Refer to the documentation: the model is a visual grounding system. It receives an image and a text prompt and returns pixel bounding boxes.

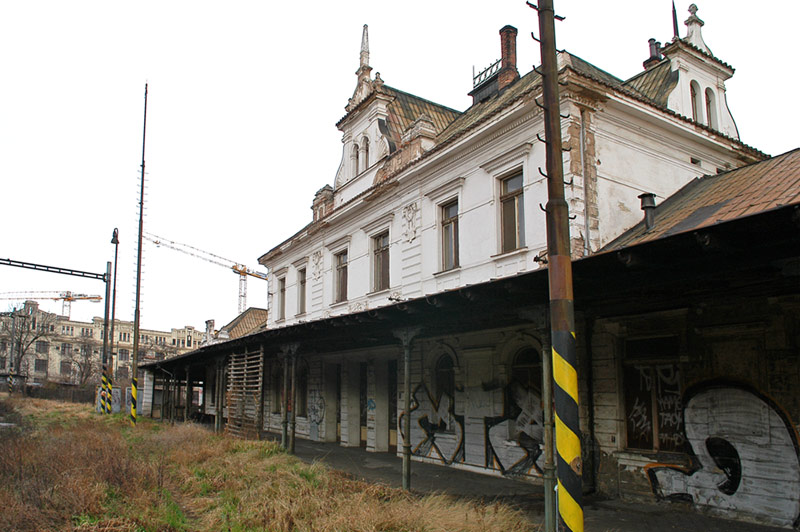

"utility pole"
[110,229,120,402]
[532,1,584,531]
[131,83,148,427]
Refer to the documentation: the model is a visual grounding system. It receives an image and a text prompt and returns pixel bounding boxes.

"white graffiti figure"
[408,384,464,464]
[647,386,800,528]
[487,382,545,475]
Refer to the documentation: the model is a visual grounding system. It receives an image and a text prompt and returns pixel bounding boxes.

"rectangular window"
[441,200,459,270]
[335,250,348,303]
[34,358,47,373]
[60,360,71,375]
[118,348,130,362]
[0,341,6,354]
[277,277,286,320]
[500,172,525,253]
[623,336,686,453]
[297,268,307,315]
[62,343,72,357]
[372,232,390,292]
[0,356,6,369]
[116,366,129,380]
[36,341,49,354]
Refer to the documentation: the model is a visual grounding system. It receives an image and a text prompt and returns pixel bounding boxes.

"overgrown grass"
[0,397,534,531]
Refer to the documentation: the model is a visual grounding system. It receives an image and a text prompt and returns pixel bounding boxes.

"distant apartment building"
[0,300,203,385]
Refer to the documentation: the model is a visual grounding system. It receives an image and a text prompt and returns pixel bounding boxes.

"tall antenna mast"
[131,83,148,427]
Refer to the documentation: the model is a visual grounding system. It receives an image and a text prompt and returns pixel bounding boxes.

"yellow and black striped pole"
[130,375,137,426]
[100,369,109,413]
[105,374,113,414]
[535,0,583,530]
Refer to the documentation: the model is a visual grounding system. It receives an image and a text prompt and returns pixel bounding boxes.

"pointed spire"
[360,24,370,69]
[672,1,679,39]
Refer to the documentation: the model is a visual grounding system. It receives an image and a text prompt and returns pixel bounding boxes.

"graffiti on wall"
[646,384,800,527]
[401,383,464,464]
[484,381,544,476]
[307,389,325,425]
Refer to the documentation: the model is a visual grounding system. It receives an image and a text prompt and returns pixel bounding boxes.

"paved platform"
[277,435,787,532]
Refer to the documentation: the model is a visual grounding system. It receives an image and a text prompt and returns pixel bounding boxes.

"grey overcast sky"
[1,1,797,332]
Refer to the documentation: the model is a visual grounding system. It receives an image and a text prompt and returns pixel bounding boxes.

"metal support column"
[542,332,557,532]
[184,367,191,421]
[393,327,421,491]
[289,354,297,454]
[281,354,289,448]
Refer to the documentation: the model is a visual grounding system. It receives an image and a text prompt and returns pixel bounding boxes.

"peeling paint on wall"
[646,384,800,527]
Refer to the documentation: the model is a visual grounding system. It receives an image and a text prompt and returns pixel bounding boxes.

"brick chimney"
[642,38,663,70]
[498,25,519,91]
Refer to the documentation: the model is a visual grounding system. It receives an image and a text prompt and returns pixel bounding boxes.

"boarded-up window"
[623,337,686,452]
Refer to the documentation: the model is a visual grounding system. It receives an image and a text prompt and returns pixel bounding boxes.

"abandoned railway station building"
[140,7,800,529]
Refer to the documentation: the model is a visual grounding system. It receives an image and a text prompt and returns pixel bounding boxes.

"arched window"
[511,347,542,394]
[352,143,360,176]
[362,137,370,171]
[705,88,718,130]
[434,354,455,402]
[690,80,702,124]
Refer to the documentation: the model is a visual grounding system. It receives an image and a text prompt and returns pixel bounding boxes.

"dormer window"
[704,88,717,130]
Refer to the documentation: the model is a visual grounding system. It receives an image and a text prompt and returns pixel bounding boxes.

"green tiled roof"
[381,85,462,143]
[623,60,679,108]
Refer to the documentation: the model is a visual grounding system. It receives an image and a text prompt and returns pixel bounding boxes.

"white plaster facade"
[260,11,762,330]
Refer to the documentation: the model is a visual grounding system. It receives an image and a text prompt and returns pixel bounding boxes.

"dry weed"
[0,397,535,532]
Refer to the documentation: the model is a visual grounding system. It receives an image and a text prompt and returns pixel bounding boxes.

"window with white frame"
[441,200,459,270]
[372,231,390,292]
[277,276,286,321]
[500,171,525,253]
[297,268,307,315]
[335,250,348,303]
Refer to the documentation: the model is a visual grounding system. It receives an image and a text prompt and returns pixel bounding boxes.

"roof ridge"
[382,84,464,115]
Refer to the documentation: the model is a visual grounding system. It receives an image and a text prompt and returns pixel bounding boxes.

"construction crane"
[0,291,102,319]
[143,232,268,314]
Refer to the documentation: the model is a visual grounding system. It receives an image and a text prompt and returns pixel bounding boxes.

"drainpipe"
[580,109,591,256]
[584,314,597,493]
[393,327,422,491]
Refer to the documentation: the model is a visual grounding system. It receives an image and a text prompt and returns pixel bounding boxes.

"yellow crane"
[142,232,268,314]
[0,291,102,319]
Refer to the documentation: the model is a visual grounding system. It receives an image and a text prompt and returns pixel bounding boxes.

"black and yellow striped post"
[534,0,583,530]
[100,369,109,413]
[105,374,113,414]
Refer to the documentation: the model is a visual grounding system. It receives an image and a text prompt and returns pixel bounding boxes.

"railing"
[473,59,501,87]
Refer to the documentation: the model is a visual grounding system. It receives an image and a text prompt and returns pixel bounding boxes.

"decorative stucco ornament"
[402,202,419,243]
